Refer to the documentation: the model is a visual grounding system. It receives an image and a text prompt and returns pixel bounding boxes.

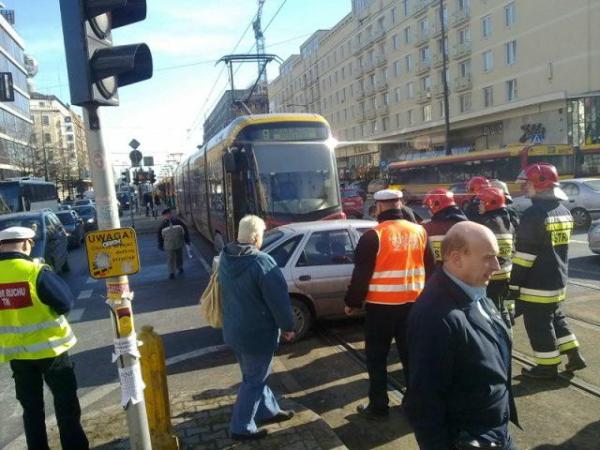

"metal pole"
[82,106,152,450]
[439,0,451,155]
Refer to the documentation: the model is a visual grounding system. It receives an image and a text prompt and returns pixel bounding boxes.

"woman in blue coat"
[218,215,296,441]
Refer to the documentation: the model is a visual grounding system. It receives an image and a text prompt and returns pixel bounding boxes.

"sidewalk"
[120,210,162,235]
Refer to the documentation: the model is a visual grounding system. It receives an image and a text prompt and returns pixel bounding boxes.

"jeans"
[230,350,282,435]
[9,352,89,450]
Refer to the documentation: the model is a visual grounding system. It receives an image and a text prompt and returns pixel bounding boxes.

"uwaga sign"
[85,228,140,279]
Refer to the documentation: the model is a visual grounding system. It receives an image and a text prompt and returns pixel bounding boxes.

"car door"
[291,228,356,318]
[49,213,68,267]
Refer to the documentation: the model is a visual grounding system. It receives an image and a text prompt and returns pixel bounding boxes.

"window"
[506,40,517,65]
[66,135,74,142]
[482,50,493,72]
[396,113,401,128]
[421,75,432,91]
[458,0,470,11]
[439,100,446,117]
[482,15,492,38]
[505,2,516,27]
[423,104,432,122]
[395,87,402,103]
[560,182,580,197]
[42,115,49,125]
[405,54,413,72]
[393,34,400,50]
[44,133,51,143]
[459,93,472,113]
[297,230,355,266]
[406,82,415,99]
[483,86,494,107]
[391,7,397,24]
[402,0,409,16]
[394,60,402,76]
[436,37,448,56]
[383,117,390,131]
[459,60,471,77]
[383,92,389,106]
[458,27,471,45]
[403,26,411,44]
[419,45,431,63]
[418,18,429,34]
[269,235,302,267]
[407,109,414,125]
[506,79,518,101]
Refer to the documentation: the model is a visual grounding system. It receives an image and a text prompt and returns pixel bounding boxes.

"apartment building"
[269,0,600,179]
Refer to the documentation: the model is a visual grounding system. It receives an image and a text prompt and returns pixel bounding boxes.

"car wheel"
[289,297,313,342]
[571,208,591,229]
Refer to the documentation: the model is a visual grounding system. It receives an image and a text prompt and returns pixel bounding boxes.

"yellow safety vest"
[0,257,76,363]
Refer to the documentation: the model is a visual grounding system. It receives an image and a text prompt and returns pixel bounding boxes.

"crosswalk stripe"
[69,308,85,322]
[77,289,93,300]
[85,277,97,284]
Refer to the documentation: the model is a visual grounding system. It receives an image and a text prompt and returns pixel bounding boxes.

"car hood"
[220,242,260,278]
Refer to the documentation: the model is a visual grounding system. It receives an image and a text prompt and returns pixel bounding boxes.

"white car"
[213,219,377,340]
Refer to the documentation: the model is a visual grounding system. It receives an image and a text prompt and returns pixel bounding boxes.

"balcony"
[414,29,431,47]
[357,110,367,122]
[375,53,387,67]
[365,84,376,97]
[454,74,472,92]
[432,52,446,68]
[416,59,432,75]
[356,86,365,99]
[373,27,386,43]
[451,8,470,27]
[366,107,377,120]
[430,21,446,39]
[376,104,390,115]
[452,41,472,59]
[355,66,364,79]
[364,59,375,73]
[432,84,447,98]
[416,89,432,104]
[412,0,433,17]
[376,80,388,92]
[352,42,361,55]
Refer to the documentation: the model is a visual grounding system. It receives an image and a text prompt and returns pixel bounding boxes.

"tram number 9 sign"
[85,227,140,279]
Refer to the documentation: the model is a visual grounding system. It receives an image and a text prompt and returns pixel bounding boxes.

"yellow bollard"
[139,325,180,450]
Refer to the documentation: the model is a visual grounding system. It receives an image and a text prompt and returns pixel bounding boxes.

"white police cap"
[0,226,36,242]
[373,189,403,201]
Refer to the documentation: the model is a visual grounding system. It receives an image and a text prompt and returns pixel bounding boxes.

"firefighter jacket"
[422,206,468,263]
[0,255,76,363]
[479,208,515,282]
[344,209,435,308]
[509,198,573,303]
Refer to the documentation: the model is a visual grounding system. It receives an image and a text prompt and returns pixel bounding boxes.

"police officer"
[422,188,468,264]
[464,176,492,221]
[477,187,516,329]
[344,189,434,420]
[509,163,586,378]
[0,227,88,449]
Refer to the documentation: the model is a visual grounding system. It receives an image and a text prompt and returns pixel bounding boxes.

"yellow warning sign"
[85,227,140,279]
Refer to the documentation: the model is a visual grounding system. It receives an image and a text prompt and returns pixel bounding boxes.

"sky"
[6,0,350,171]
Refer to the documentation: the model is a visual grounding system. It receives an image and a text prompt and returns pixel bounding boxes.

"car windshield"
[341,190,359,199]
[56,212,75,224]
[583,180,600,192]
[253,142,341,217]
[0,183,20,212]
[75,206,95,216]
[261,229,284,249]
[0,217,42,240]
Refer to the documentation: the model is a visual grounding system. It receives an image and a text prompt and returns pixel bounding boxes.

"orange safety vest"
[365,220,427,305]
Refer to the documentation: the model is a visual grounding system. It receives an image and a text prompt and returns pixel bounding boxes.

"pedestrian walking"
[344,189,434,420]
[158,208,190,279]
[464,176,492,221]
[476,187,517,330]
[422,188,468,264]
[0,227,89,450]
[406,222,519,450]
[143,191,153,217]
[218,215,296,441]
[510,163,586,378]
[153,193,161,218]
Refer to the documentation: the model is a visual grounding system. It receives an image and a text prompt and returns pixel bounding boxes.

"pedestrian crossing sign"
[85,227,140,279]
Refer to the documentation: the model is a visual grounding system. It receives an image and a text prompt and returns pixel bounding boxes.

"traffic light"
[148,169,156,185]
[59,0,153,107]
[133,168,140,185]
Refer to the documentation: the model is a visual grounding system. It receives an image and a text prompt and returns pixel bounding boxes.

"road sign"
[142,156,154,167]
[85,227,140,279]
[129,138,140,149]
[129,149,142,166]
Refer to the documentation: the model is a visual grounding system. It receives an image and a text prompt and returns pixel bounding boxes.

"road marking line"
[570,239,589,244]
[189,242,212,274]
[77,289,93,300]
[5,343,229,450]
[69,308,85,322]
[85,277,97,284]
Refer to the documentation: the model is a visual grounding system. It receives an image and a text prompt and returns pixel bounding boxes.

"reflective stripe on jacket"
[366,220,427,305]
[0,258,76,362]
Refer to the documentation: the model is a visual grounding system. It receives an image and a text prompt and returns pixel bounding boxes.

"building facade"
[268,0,600,179]
[30,93,90,197]
[0,11,34,179]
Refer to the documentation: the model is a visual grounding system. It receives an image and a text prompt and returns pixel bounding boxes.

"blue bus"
[0,178,59,213]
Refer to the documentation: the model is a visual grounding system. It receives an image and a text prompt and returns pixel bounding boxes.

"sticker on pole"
[85,227,140,279]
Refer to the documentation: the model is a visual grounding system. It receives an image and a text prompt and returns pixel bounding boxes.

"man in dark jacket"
[406,222,518,450]
[157,208,190,279]
[344,189,435,420]
[464,176,492,222]
[422,188,468,264]
[219,215,296,441]
[509,163,586,378]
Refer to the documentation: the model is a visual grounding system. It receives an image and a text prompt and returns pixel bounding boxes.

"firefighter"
[464,176,492,221]
[422,188,468,264]
[509,163,586,378]
[490,179,520,230]
[477,187,516,329]
[344,189,434,420]
[0,227,89,449]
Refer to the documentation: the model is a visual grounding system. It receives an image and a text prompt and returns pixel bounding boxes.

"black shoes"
[356,404,389,421]
[565,349,587,372]
[521,364,558,379]
[230,429,268,441]
[259,410,294,424]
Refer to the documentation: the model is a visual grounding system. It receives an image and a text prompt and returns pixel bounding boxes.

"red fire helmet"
[520,163,560,191]
[467,176,491,194]
[423,188,456,214]
[477,187,506,212]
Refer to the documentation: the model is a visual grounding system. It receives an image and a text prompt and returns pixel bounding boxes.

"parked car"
[448,181,474,210]
[341,189,365,218]
[74,198,94,207]
[588,221,600,254]
[511,178,600,229]
[367,178,389,194]
[73,205,98,231]
[0,210,70,272]
[212,219,378,340]
[56,210,85,248]
[58,204,72,211]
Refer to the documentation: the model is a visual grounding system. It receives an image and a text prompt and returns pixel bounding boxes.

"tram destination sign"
[85,228,140,279]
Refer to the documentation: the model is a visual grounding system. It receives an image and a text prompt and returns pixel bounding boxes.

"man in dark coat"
[406,222,519,450]
[157,208,190,279]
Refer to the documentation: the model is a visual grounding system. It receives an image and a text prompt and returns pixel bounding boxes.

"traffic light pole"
[83,106,152,450]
